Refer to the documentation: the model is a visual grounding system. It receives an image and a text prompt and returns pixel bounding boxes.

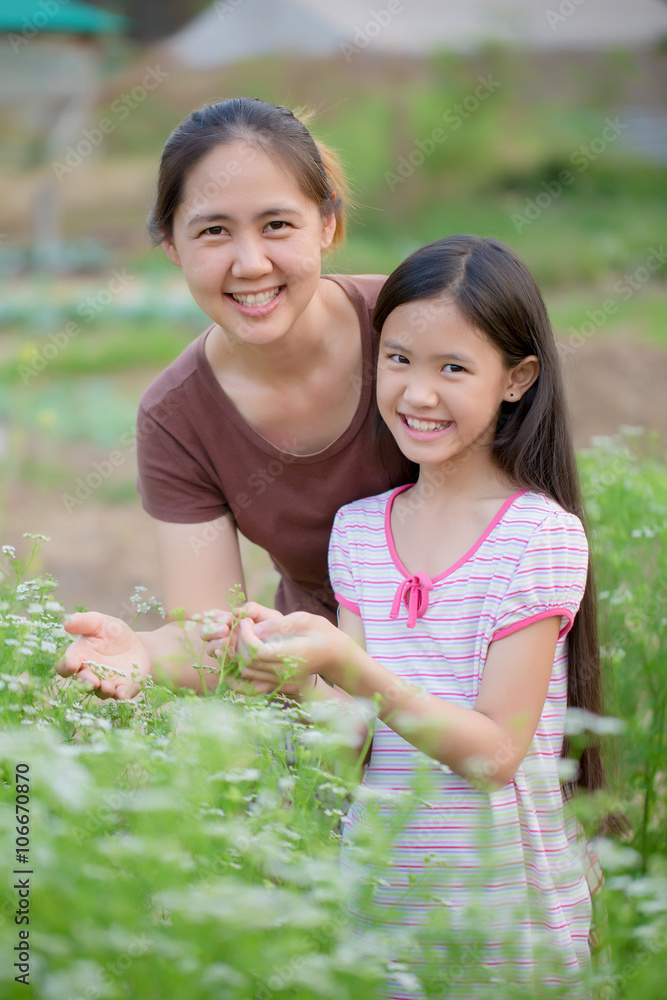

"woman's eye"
[265,220,289,232]
[443,363,464,373]
[202,226,224,236]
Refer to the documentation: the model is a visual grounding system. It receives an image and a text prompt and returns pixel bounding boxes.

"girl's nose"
[230,236,272,279]
[403,374,439,409]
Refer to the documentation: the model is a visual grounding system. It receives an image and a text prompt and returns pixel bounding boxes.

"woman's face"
[163,140,336,346]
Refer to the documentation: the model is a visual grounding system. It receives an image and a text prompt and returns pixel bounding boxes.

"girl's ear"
[162,236,182,268]
[505,355,539,402]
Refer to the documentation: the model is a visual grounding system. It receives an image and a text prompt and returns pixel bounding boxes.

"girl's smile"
[399,413,454,439]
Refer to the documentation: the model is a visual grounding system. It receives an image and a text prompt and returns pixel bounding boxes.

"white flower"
[40,640,57,654]
[2,545,16,558]
[28,602,44,614]
[22,533,51,542]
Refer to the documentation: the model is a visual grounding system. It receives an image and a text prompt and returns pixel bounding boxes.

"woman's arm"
[59,513,249,698]
[242,611,561,788]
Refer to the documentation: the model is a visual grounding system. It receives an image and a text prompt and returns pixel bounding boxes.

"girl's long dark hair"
[373,235,606,798]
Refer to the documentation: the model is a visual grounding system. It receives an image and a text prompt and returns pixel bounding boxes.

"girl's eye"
[202,226,224,236]
[443,363,464,373]
[388,353,409,364]
[265,220,289,232]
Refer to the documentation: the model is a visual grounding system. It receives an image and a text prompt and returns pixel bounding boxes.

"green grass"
[0,436,666,998]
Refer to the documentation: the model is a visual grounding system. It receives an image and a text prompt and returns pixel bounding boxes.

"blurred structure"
[166,0,667,67]
[0,1,126,270]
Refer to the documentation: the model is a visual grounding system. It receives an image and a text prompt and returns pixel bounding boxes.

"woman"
[58,97,412,699]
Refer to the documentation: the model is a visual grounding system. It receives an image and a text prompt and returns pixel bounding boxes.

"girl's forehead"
[382,297,476,337]
[381,297,498,356]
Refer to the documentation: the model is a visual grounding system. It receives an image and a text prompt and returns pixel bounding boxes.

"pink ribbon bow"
[390,572,434,628]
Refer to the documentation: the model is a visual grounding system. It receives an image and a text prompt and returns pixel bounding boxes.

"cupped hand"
[58,612,152,700]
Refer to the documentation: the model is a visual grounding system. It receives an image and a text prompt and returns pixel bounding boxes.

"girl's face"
[377,297,535,471]
[162,140,336,346]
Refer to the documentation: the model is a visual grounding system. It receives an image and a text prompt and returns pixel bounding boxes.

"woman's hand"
[57,612,153,700]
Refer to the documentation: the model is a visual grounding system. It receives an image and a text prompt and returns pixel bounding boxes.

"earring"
[509,392,514,398]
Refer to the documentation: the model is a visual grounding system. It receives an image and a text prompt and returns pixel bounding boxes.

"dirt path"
[3,333,665,619]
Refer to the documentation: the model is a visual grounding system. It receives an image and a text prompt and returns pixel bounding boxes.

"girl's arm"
[242,610,561,788]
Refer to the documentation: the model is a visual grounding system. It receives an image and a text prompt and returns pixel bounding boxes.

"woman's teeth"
[230,287,282,306]
[405,416,451,432]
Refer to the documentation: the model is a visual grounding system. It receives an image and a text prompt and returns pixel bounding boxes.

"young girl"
[235,235,602,997]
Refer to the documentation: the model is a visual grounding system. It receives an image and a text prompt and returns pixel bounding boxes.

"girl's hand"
[201,602,283,662]
[57,612,152,700]
[235,612,345,696]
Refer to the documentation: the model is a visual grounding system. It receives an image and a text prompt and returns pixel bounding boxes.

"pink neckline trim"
[384,485,527,584]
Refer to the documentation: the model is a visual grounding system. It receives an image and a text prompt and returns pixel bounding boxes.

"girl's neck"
[415,450,517,510]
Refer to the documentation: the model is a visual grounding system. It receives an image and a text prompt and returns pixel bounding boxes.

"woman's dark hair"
[373,235,608,800]
[148,97,348,247]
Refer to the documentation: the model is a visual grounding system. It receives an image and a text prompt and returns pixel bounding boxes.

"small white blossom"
[22,532,51,541]
[2,545,16,558]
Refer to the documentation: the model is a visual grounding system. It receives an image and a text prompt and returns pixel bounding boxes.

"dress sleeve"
[136,401,231,523]
[492,511,589,642]
[328,506,361,616]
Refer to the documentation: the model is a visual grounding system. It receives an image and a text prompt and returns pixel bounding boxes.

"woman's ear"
[161,236,182,268]
[320,212,336,253]
[505,355,540,402]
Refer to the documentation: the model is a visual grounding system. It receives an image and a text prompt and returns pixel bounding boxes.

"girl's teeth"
[405,417,450,432]
[231,287,281,306]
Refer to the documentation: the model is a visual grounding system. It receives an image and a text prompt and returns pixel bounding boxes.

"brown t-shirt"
[136,274,413,622]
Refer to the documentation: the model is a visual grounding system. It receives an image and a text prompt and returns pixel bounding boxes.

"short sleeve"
[136,401,231,524]
[492,512,589,642]
[328,506,361,616]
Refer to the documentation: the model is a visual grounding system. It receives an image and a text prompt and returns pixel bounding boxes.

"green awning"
[0,1,127,34]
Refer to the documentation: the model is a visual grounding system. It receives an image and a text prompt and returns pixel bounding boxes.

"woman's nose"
[230,236,271,279]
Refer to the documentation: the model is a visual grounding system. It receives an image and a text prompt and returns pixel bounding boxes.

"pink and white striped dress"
[329,486,592,998]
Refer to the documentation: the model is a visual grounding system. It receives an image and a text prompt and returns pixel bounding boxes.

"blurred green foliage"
[0,437,666,997]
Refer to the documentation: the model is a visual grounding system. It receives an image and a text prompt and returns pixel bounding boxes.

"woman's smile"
[225,285,286,316]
